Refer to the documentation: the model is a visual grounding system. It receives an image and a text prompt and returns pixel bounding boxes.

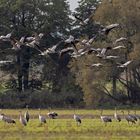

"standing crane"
[73,109,81,126]
[134,110,140,121]
[100,110,112,126]
[127,110,137,122]
[114,108,121,122]
[24,105,30,122]
[121,111,136,125]
[74,114,82,126]
[38,108,46,124]
[19,111,27,126]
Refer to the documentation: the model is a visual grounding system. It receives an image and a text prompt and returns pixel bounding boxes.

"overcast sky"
[68,0,79,11]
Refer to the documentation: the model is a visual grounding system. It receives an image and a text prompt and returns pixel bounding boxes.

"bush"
[0,89,84,108]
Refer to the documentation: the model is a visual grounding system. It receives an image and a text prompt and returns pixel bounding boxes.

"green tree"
[70,0,140,107]
[94,0,140,103]
[72,0,102,38]
[0,0,72,92]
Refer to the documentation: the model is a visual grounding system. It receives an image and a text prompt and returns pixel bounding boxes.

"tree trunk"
[112,76,116,95]
[17,45,30,92]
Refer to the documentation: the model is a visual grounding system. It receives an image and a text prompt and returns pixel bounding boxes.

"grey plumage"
[134,110,140,120]
[25,33,44,48]
[125,116,136,124]
[59,47,74,57]
[114,108,121,122]
[121,111,136,124]
[0,33,12,41]
[96,47,112,58]
[39,109,46,124]
[64,35,79,52]
[100,110,112,125]
[74,13,93,26]
[100,23,119,35]
[0,61,13,64]
[39,41,63,56]
[128,111,137,122]
[48,112,58,119]
[114,37,127,44]
[113,45,126,50]
[86,63,103,68]
[74,114,81,125]
[101,116,112,122]
[19,111,27,126]
[77,37,97,54]
[24,105,30,122]
[104,55,119,60]
[1,114,16,124]
[117,60,132,68]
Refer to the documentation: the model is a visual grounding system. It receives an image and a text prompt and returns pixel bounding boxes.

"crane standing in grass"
[121,110,136,125]
[24,105,30,122]
[73,109,82,126]
[100,110,112,126]
[19,111,27,126]
[134,110,140,121]
[74,114,82,126]
[114,108,121,122]
[128,110,137,122]
[38,108,46,124]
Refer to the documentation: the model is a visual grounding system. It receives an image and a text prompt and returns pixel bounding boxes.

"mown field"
[0,109,140,140]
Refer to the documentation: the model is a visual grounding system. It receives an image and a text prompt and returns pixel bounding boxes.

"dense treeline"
[70,0,140,107]
[0,0,140,108]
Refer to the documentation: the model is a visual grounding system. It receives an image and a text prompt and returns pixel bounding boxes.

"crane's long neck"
[100,110,103,116]
[48,108,51,113]
[115,108,117,114]
[39,109,41,116]
[27,106,29,111]
[121,111,125,119]
[20,112,22,118]
[74,109,76,115]
[128,110,130,115]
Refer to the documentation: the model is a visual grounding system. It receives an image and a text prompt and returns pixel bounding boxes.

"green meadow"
[0,109,140,140]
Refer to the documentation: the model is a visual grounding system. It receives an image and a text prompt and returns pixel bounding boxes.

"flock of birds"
[0,107,140,126]
[0,6,138,129]
[0,13,133,70]
[100,109,140,126]
[0,106,58,126]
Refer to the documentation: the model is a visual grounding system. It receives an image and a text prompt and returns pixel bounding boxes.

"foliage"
[69,0,140,107]
[0,0,84,108]
[72,0,102,38]
[0,0,140,108]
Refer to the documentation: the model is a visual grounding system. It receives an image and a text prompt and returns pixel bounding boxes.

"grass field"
[0,109,140,140]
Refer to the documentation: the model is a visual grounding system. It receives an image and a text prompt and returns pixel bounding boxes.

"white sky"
[68,0,79,11]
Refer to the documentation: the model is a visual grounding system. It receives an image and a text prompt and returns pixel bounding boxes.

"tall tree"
[72,0,102,38]
[0,0,72,92]
[70,0,140,107]
[94,0,140,103]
